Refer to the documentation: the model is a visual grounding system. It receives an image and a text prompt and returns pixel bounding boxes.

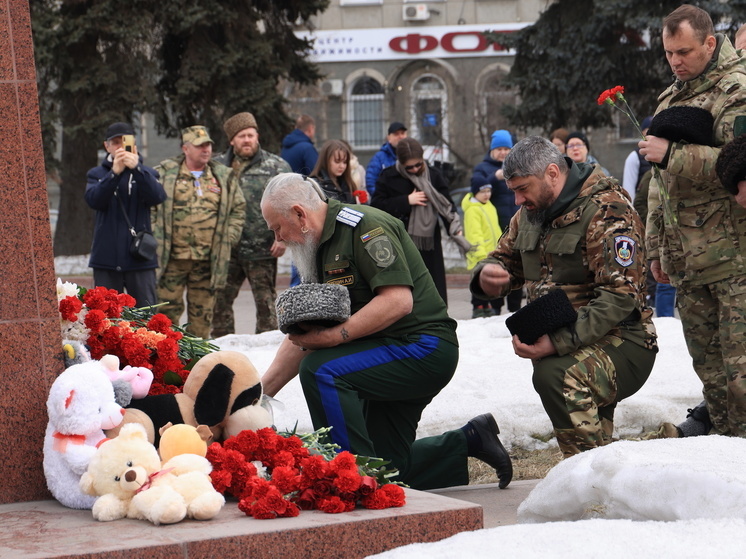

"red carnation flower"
[330,450,358,473]
[84,309,107,334]
[271,466,301,494]
[59,296,83,322]
[317,495,348,514]
[361,488,391,510]
[380,484,406,507]
[209,469,233,494]
[147,313,173,334]
[333,469,362,493]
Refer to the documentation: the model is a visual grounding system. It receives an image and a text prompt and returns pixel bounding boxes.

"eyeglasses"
[404,161,424,171]
[566,143,586,149]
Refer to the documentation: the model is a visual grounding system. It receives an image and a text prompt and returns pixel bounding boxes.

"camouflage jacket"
[472,161,657,355]
[152,155,246,290]
[214,147,290,261]
[647,34,746,286]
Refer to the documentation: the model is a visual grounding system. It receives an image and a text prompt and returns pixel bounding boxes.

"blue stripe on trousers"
[314,334,441,450]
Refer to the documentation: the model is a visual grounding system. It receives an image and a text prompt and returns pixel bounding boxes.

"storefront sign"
[297,23,529,63]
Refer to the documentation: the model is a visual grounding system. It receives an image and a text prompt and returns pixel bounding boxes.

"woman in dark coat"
[310,139,357,204]
[371,137,468,304]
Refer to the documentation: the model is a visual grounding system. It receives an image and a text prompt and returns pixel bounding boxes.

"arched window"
[347,76,384,150]
[477,70,516,143]
[410,74,449,160]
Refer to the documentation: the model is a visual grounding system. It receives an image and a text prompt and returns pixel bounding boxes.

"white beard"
[288,232,319,283]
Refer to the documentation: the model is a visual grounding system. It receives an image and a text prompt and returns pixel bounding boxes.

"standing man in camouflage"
[212,112,291,336]
[471,136,657,458]
[153,126,246,339]
[639,4,746,438]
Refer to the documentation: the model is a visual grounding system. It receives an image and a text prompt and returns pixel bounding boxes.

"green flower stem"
[612,95,679,227]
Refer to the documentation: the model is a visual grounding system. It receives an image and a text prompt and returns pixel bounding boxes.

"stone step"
[0,489,482,558]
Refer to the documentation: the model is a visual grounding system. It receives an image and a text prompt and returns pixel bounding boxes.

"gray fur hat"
[276,283,351,335]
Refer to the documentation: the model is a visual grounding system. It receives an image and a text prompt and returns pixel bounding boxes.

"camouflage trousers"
[212,257,278,336]
[157,258,214,340]
[677,277,746,437]
[532,335,656,458]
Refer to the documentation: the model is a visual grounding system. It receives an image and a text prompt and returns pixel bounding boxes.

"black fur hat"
[716,135,746,195]
[648,106,714,146]
[505,289,577,345]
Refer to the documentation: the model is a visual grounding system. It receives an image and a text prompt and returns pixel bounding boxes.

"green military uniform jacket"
[473,161,656,356]
[317,199,458,346]
[214,147,291,261]
[647,34,746,286]
[153,155,246,290]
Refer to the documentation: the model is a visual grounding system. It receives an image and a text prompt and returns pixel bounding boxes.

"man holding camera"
[152,126,246,339]
[84,122,166,307]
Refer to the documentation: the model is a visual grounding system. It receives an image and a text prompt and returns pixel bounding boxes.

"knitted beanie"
[565,131,590,150]
[276,283,351,335]
[490,130,513,150]
[716,134,746,195]
[648,106,714,146]
[505,289,577,345]
[471,183,492,195]
[223,112,258,141]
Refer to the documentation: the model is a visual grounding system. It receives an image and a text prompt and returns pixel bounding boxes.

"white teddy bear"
[79,423,225,524]
[43,360,125,509]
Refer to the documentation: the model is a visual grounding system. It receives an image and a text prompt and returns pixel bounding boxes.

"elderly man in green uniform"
[259,173,512,491]
[212,112,291,336]
[640,5,746,438]
[153,126,246,339]
[471,136,658,458]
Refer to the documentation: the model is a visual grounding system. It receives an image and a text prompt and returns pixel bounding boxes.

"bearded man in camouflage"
[471,136,658,458]
[153,126,246,339]
[639,5,746,438]
[212,112,291,335]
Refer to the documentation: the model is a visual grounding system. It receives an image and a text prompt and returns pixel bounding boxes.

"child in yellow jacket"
[462,184,502,318]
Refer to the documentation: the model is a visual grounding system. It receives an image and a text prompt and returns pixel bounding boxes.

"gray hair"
[261,173,327,215]
[503,136,568,181]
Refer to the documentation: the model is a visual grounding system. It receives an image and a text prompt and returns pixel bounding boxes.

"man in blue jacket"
[84,122,167,307]
[365,121,408,197]
[470,129,521,314]
[280,114,318,175]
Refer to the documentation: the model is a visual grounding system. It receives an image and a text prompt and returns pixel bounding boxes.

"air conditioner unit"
[403,4,430,21]
[320,79,344,97]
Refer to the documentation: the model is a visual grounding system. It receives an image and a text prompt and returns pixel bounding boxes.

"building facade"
[284,0,551,187]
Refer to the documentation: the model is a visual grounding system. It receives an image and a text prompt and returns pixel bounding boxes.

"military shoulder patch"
[360,227,384,243]
[613,235,636,267]
[337,207,364,227]
[364,235,397,268]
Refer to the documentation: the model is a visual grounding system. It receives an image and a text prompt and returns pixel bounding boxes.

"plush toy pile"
[80,423,224,524]
[109,350,273,446]
[49,282,407,523]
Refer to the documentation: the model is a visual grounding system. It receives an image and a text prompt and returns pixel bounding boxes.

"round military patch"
[613,235,636,267]
[364,235,397,268]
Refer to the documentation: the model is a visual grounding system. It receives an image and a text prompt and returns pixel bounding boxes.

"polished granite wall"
[0,0,63,504]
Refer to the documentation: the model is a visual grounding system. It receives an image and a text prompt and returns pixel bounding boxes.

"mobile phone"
[122,135,136,152]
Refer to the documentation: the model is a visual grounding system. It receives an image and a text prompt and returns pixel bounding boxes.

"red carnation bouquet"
[597,85,647,141]
[207,426,405,519]
[354,189,369,204]
[57,280,218,394]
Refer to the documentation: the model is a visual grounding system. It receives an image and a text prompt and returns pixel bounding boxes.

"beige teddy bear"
[79,423,224,525]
